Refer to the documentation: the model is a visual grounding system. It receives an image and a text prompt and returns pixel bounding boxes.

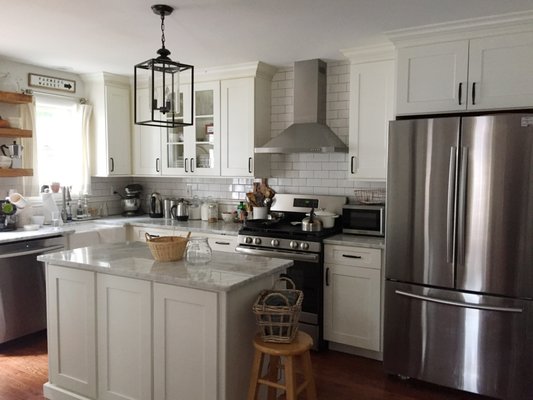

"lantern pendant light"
[134,4,194,128]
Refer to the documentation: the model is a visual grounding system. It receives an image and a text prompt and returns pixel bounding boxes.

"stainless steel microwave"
[342,204,385,236]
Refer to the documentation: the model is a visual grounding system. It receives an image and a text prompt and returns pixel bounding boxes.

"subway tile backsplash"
[0,60,385,213]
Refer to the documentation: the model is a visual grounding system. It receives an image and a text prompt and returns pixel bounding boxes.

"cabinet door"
[128,226,175,242]
[153,283,218,400]
[220,77,255,176]
[348,59,394,180]
[162,85,191,175]
[133,87,162,175]
[97,274,152,400]
[47,265,97,398]
[324,263,381,351]
[468,32,533,110]
[396,41,469,115]
[105,85,132,175]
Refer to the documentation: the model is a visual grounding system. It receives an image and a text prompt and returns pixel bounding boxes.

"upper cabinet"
[0,91,34,177]
[392,17,533,115]
[220,71,273,177]
[82,73,131,176]
[163,82,220,176]
[344,44,395,181]
[132,62,276,178]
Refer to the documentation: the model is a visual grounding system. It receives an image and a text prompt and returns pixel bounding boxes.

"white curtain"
[77,103,93,195]
[21,101,37,196]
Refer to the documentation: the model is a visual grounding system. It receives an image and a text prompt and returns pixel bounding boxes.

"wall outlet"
[186,184,192,196]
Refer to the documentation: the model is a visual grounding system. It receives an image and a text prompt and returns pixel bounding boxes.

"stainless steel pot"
[171,198,189,221]
[302,208,322,232]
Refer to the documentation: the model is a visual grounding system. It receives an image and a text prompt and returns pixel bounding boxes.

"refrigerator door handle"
[457,147,468,266]
[395,290,523,313]
[447,146,457,263]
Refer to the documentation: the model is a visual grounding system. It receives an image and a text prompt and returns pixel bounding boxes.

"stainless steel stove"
[236,194,346,350]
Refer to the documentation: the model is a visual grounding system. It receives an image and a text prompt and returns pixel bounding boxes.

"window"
[35,96,90,195]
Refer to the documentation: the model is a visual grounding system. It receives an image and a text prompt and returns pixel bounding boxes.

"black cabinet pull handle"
[156,157,160,173]
[184,158,188,173]
[248,157,252,174]
[472,82,476,105]
[325,267,330,286]
[458,82,463,105]
[350,156,354,174]
[215,241,230,245]
[342,254,362,259]
[110,157,115,172]
[190,158,195,173]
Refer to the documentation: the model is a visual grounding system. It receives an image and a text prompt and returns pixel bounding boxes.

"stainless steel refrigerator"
[384,114,533,399]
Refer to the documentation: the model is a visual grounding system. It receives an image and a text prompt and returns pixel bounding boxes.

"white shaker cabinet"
[153,283,218,400]
[132,87,162,176]
[324,244,382,351]
[46,265,97,399]
[97,274,152,400]
[345,44,394,181]
[220,76,272,177]
[396,31,533,115]
[82,72,132,176]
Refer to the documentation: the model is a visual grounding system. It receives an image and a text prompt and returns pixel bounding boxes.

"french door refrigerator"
[384,114,533,399]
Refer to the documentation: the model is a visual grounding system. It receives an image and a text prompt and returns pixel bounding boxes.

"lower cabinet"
[97,274,152,400]
[324,245,382,352]
[153,283,218,400]
[45,265,218,400]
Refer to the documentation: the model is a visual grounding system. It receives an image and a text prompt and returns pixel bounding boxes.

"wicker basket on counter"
[145,232,190,262]
[354,188,386,204]
[252,277,303,344]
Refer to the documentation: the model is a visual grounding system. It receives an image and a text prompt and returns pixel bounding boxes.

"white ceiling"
[2,0,533,76]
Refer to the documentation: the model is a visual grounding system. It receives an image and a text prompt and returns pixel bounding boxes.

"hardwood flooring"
[0,331,495,400]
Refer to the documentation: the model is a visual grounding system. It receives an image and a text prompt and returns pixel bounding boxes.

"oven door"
[280,256,324,350]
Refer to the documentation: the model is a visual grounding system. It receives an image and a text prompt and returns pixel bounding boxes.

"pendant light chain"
[160,13,166,50]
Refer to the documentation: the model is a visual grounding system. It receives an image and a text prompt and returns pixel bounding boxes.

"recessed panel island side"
[38,241,292,400]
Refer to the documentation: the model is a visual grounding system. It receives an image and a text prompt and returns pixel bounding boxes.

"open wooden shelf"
[0,91,32,104]
[0,168,33,177]
[0,128,32,138]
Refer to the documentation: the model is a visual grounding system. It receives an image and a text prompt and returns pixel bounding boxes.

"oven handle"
[235,245,319,263]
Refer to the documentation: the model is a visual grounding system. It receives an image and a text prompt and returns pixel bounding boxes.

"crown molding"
[387,10,533,47]
[341,42,395,64]
[194,61,277,82]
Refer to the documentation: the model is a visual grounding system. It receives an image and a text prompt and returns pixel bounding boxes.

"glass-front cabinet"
[162,82,220,176]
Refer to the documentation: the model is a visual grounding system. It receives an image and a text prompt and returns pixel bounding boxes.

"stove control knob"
[254,237,262,245]
[290,241,299,249]
[271,239,280,247]
[245,237,253,244]
[300,242,309,250]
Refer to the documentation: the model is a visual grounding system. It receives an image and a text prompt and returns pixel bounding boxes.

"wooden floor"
[0,331,494,400]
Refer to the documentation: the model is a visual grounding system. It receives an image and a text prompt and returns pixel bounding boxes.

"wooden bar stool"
[247,331,317,400]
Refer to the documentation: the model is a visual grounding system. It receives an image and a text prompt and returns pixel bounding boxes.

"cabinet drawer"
[129,226,175,242]
[200,234,238,253]
[325,245,381,269]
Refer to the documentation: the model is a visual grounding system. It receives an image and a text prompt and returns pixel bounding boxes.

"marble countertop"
[0,215,241,245]
[37,241,291,292]
[324,234,385,249]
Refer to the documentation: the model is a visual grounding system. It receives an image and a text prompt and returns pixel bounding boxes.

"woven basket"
[145,233,189,262]
[252,277,303,344]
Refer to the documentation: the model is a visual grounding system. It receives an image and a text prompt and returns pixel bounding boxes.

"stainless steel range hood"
[255,59,348,154]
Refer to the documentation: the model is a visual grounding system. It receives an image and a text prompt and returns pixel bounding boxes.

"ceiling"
[2,0,533,76]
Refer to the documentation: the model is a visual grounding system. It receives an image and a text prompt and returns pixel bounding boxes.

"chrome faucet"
[61,186,72,222]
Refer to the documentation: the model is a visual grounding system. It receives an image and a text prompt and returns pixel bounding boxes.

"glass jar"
[186,237,212,265]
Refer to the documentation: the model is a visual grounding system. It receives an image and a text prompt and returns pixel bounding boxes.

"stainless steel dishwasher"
[0,235,65,344]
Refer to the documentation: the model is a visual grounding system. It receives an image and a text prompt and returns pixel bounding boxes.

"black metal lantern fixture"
[134,4,194,128]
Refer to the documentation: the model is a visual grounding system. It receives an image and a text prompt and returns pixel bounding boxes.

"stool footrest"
[257,378,286,390]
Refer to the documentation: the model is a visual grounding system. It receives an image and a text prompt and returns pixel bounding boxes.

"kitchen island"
[38,241,292,400]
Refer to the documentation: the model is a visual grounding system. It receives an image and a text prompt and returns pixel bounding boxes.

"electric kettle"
[149,192,163,218]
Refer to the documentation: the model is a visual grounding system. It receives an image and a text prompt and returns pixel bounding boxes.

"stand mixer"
[120,184,143,216]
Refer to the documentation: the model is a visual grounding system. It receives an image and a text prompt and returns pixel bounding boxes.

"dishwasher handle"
[0,244,64,259]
